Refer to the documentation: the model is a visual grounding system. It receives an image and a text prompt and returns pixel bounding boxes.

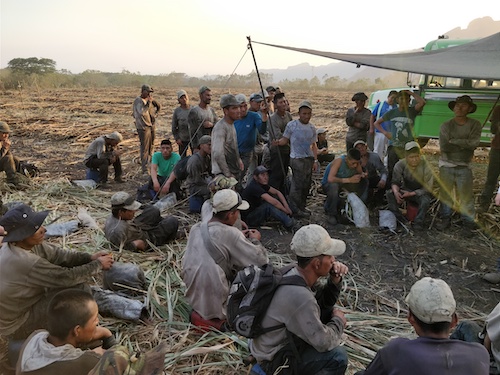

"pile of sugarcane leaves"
[0,178,489,375]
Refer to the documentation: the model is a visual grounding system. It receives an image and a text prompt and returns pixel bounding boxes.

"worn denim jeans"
[289,157,314,212]
[439,166,475,222]
[296,345,348,375]
[386,191,432,224]
[323,182,362,217]
[245,202,294,228]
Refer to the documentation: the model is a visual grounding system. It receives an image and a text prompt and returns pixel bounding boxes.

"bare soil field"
[0,87,499,374]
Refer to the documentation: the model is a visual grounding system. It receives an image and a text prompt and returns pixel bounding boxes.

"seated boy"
[16,289,116,375]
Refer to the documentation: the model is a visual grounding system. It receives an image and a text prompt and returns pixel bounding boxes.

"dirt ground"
[1,86,499,350]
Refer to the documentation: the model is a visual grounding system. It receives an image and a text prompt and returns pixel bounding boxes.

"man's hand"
[394,190,404,205]
[203,120,214,129]
[349,174,362,183]
[239,159,244,171]
[153,181,161,192]
[243,229,261,241]
[377,180,386,189]
[176,139,183,146]
[329,261,348,284]
[332,309,347,328]
[0,225,5,237]
[312,161,319,172]
[96,254,114,270]
[161,182,171,194]
[3,137,11,152]
[495,192,500,206]
[91,250,111,260]
[132,239,146,251]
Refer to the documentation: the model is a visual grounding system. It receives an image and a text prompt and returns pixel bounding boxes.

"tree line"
[0,57,404,91]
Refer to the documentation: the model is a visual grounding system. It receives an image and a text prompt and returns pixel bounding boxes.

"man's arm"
[211,125,232,177]
[261,190,292,216]
[448,121,482,150]
[172,109,180,142]
[374,116,391,140]
[151,162,161,191]
[411,91,426,112]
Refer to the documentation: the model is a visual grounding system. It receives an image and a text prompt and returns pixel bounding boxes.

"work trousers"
[137,126,155,173]
[289,157,313,212]
[439,166,475,223]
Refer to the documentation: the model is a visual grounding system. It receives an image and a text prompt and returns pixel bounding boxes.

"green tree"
[7,57,57,75]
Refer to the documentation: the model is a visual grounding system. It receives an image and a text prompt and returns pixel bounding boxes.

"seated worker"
[181,189,268,331]
[1,121,21,187]
[83,131,124,187]
[0,204,114,341]
[104,191,178,252]
[149,139,181,199]
[241,166,294,230]
[16,289,116,375]
[354,140,387,206]
[250,224,349,375]
[316,128,335,164]
[356,277,490,375]
[322,148,367,226]
[386,141,433,230]
[186,135,212,213]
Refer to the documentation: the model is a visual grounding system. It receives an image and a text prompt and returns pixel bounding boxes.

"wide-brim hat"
[448,95,477,113]
[0,204,49,243]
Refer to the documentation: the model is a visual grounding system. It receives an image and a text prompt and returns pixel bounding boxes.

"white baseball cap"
[212,189,249,214]
[291,224,345,257]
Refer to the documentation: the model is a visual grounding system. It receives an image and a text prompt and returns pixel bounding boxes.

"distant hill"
[262,16,500,84]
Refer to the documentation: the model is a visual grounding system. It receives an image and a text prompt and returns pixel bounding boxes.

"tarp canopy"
[254,33,500,81]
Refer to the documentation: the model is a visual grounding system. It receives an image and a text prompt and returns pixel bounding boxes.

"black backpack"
[172,154,194,181]
[227,263,307,338]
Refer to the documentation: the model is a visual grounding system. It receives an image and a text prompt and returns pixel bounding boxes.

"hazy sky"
[1,0,499,77]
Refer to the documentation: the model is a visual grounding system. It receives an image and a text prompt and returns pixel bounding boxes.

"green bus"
[368,38,500,146]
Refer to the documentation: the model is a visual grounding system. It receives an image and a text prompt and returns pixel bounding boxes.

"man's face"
[178,95,189,106]
[225,105,241,122]
[239,102,249,117]
[355,99,366,108]
[275,98,287,113]
[318,132,326,141]
[200,90,212,105]
[255,172,269,185]
[141,90,152,99]
[267,91,275,101]
[200,143,211,154]
[120,209,136,221]
[317,255,335,276]
[406,152,421,168]
[161,144,173,158]
[346,157,360,170]
[298,107,312,124]
[0,132,8,142]
[453,102,473,117]
[76,300,99,346]
[387,94,397,105]
[355,143,368,156]
[249,100,261,112]
[19,226,46,247]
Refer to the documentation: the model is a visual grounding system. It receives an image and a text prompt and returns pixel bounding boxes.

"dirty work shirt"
[151,152,180,177]
[250,267,344,362]
[0,242,99,336]
[283,119,317,159]
[16,330,101,375]
[83,136,109,164]
[181,221,268,320]
[186,152,211,197]
[382,106,420,148]
[360,336,489,375]
[172,106,192,143]
[133,96,155,129]
[346,107,371,144]
[188,105,218,148]
[391,158,433,195]
[211,118,241,177]
[268,111,292,151]
[234,112,267,153]
[104,215,148,251]
[439,118,482,167]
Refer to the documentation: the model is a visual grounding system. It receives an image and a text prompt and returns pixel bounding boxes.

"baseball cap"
[405,277,456,324]
[220,94,240,108]
[317,128,327,135]
[111,192,142,211]
[0,204,50,243]
[177,90,187,99]
[353,140,367,148]
[266,86,276,92]
[0,121,11,133]
[198,135,212,145]
[235,94,247,104]
[405,141,420,151]
[291,224,345,257]
[212,189,249,213]
[208,175,238,192]
[199,86,210,95]
[298,100,312,110]
[105,131,123,143]
[141,84,154,93]
[249,93,264,102]
[253,166,270,176]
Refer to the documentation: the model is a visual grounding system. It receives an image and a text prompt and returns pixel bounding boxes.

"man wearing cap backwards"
[386,141,433,231]
[0,120,19,186]
[323,148,367,226]
[172,89,192,158]
[234,94,268,186]
[250,224,349,375]
[273,101,318,218]
[104,191,178,252]
[374,90,426,185]
[211,94,244,185]
[346,92,371,152]
[0,204,114,340]
[182,189,268,330]
[149,139,181,198]
[356,277,489,375]
[436,95,482,235]
[316,127,335,164]
[186,135,213,213]
[133,84,161,174]
[241,166,294,230]
[354,140,387,206]
[188,86,218,150]
[83,131,124,187]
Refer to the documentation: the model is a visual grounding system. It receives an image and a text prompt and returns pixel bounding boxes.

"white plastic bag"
[379,210,397,230]
[345,192,370,228]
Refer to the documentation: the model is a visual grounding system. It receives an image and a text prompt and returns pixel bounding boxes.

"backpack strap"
[200,222,233,281]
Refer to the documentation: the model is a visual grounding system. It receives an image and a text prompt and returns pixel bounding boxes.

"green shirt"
[151,152,180,177]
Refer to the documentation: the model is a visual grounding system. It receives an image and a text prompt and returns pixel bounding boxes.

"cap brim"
[237,200,250,211]
[123,201,142,211]
[2,210,50,243]
[323,238,346,256]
